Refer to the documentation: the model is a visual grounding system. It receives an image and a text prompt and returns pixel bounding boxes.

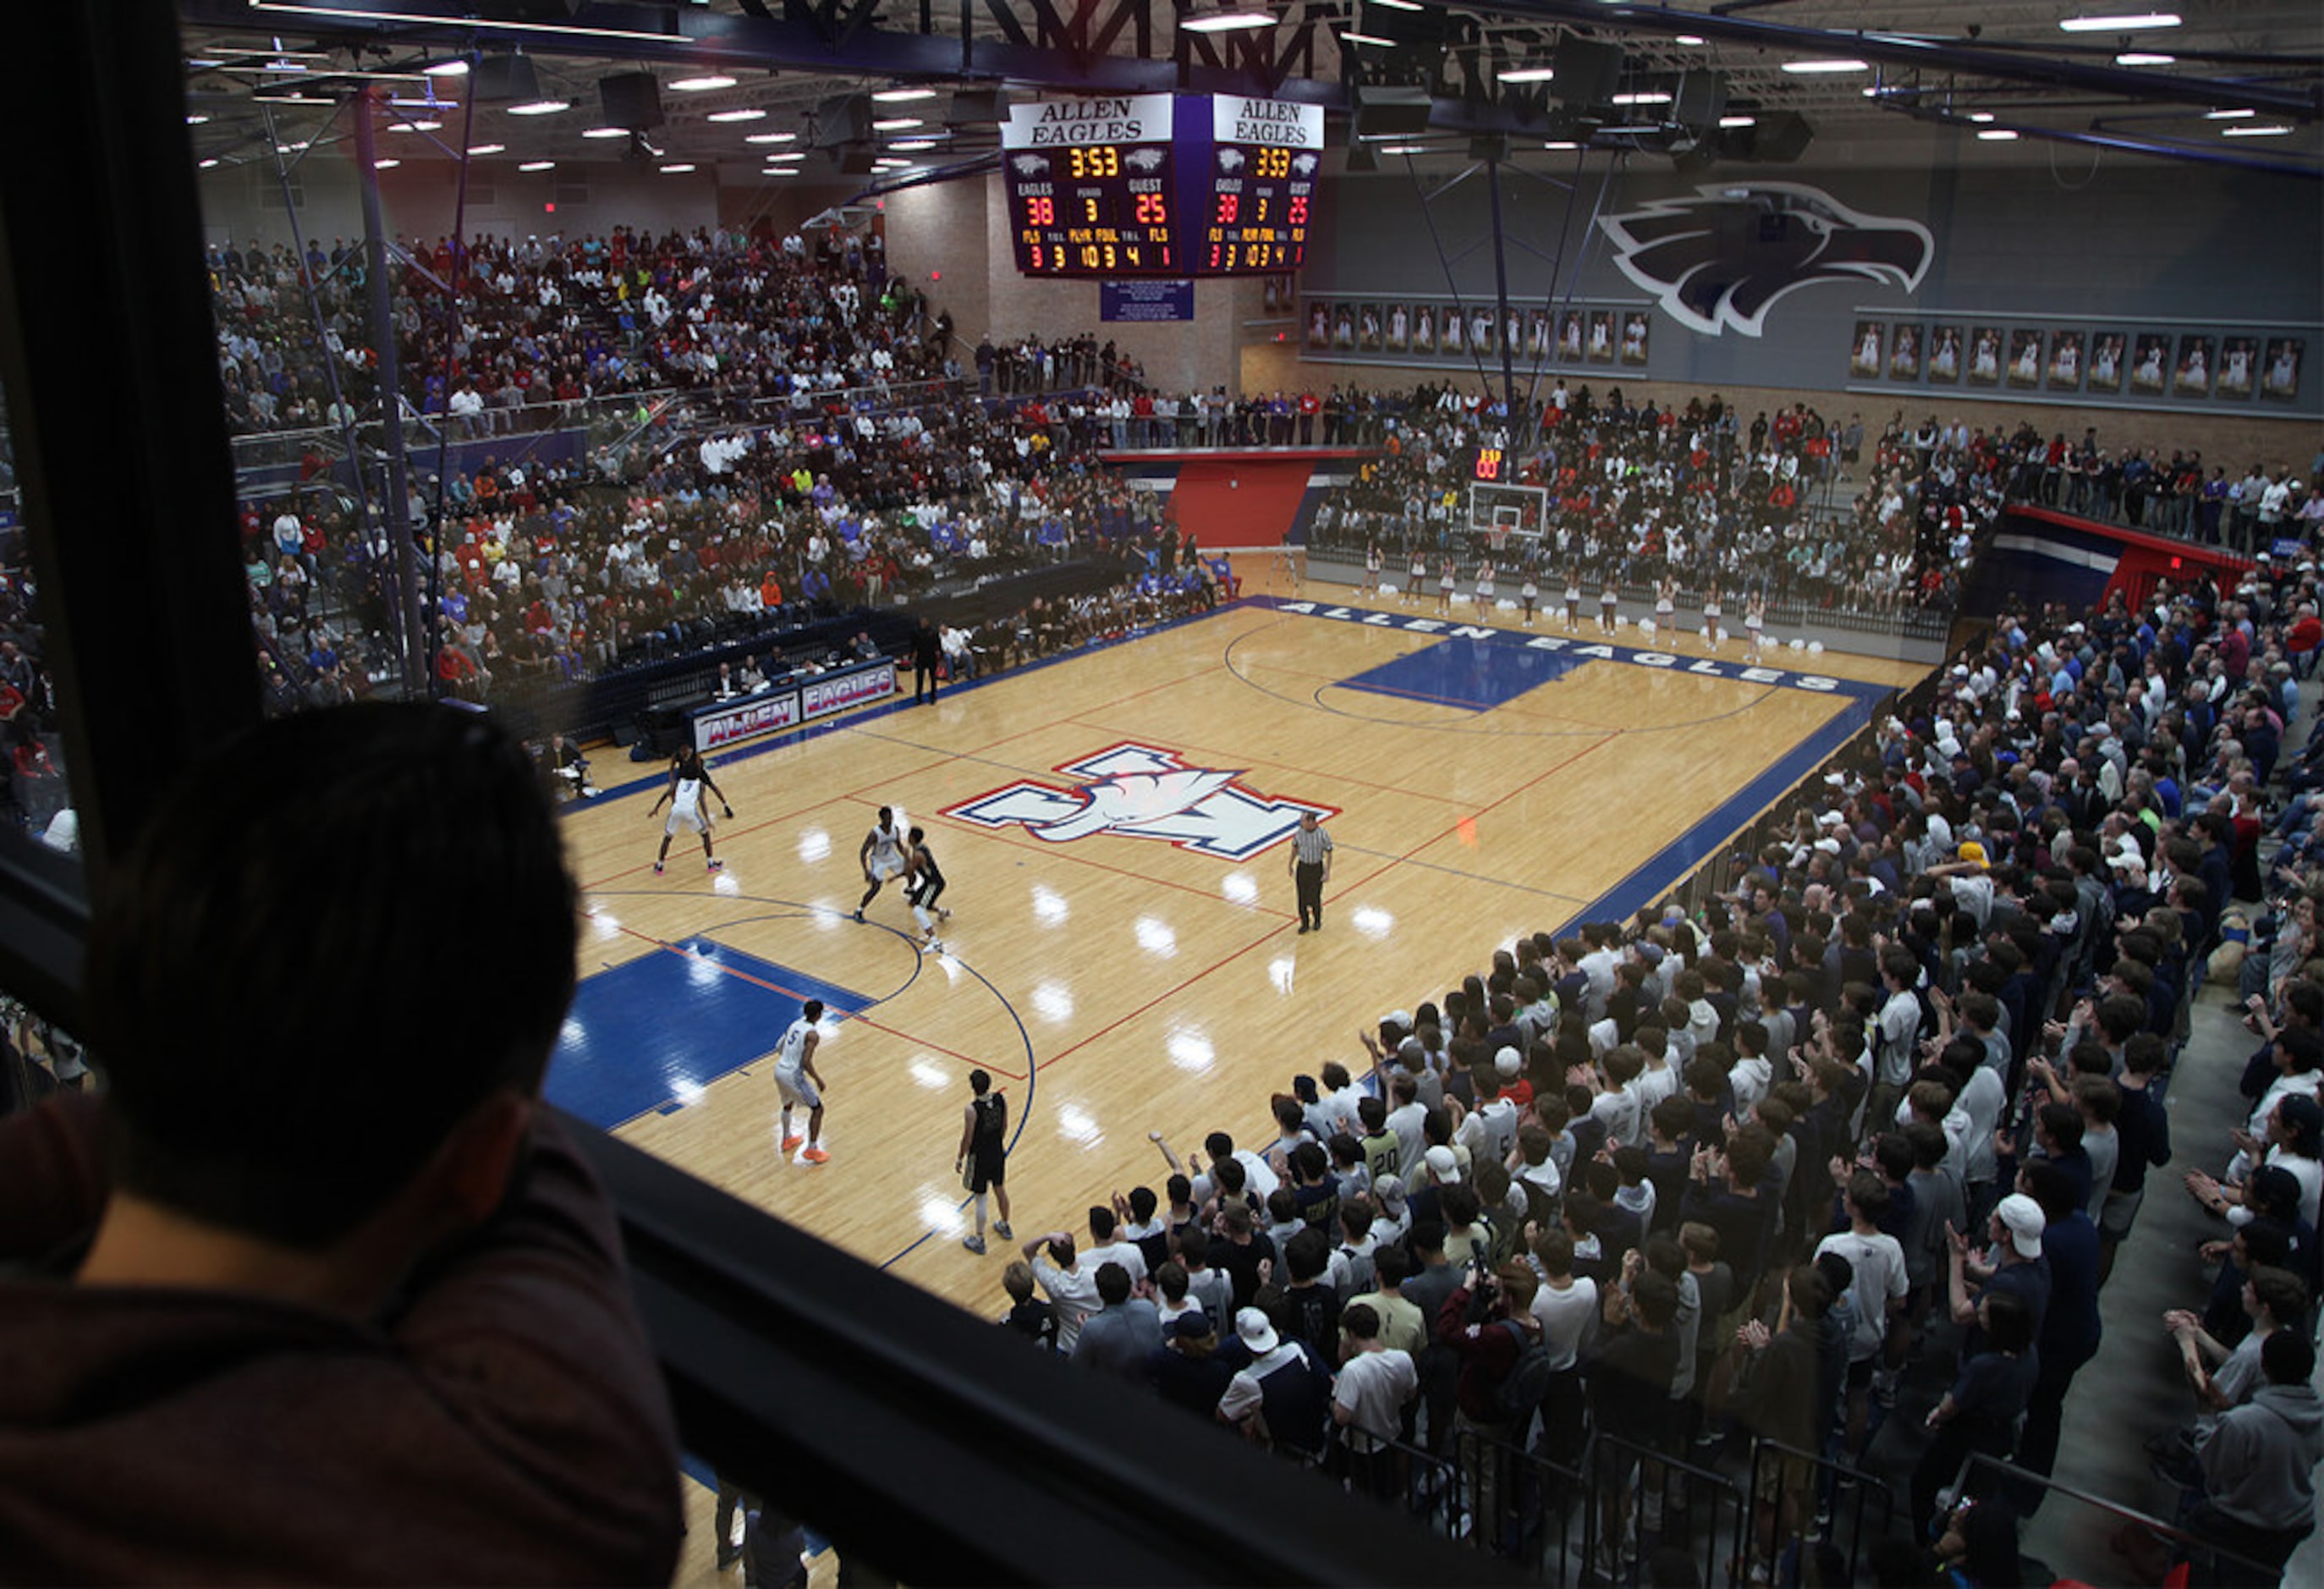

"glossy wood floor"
[572,570,1928,1588]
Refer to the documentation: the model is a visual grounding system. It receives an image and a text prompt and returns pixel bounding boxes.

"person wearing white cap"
[1216,1306,1330,1457]
[1945,1191,2052,1353]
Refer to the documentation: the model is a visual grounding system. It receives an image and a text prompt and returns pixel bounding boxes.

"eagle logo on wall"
[1597,182,1932,338]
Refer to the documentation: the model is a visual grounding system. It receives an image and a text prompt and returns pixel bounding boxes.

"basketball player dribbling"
[774,998,830,1164]
[856,805,909,921]
[904,824,951,949]
[648,746,732,874]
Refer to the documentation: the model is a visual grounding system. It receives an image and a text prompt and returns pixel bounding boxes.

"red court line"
[1018,732,1624,1084]
[596,916,1024,1080]
[1338,730,1622,898]
[1036,925,1294,1076]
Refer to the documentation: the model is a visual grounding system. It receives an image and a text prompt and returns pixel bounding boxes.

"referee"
[1289,808,1333,934]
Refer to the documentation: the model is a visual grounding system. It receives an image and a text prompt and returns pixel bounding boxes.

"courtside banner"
[694,689,805,751]
[800,662,896,721]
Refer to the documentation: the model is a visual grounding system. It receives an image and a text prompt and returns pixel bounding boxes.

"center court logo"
[942,742,1333,861]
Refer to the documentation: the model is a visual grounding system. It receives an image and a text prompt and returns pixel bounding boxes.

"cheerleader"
[1701,583,1722,652]
[1363,540,1382,595]
[1653,576,1677,633]
[1437,555,1457,617]
[1563,566,1584,633]
[1598,578,1619,635]
[1408,545,1428,606]
[1519,565,1539,627]
[1475,559,1496,613]
[1744,591,1766,663]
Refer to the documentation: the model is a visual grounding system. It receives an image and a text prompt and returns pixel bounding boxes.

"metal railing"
[1958,1453,2282,1589]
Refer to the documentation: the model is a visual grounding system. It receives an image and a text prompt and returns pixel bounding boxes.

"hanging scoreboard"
[998,93,1324,279]
[1000,94,1178,277]
[1202,95,1324,274]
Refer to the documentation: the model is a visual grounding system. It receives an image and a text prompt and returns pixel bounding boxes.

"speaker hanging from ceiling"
[599,72,665,131]
[1552,39,1624,109]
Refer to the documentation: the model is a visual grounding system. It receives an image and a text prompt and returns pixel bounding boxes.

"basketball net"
[1486,523,1510,556]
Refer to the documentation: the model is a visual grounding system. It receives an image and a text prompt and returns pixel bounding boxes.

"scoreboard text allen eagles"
[999,93,1324,279]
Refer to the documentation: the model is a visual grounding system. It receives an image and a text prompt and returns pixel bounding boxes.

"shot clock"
[998,92,1324,279]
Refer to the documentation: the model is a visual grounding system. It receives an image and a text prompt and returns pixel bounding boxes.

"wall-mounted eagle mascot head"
[1598,182,1932,338]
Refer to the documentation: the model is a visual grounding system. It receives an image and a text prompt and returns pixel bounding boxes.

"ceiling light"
[1967,111,1997,123]
[1371,0,1423,9]
[185,112,211,125]
[276,140,311,152]
[1976,129,2019,140]
[581,125,629,139]
[660,162,695,173]
[1718,114,1756,128]
[1542,140,1581,150]
[1612,91,1672,105]
[2059,12,2179,31]
[707,107,765,123]
[1601,124,1662,135]
[765,150,805,161]
[470,142,506,155]
[1183,12,1276,34]
[2115,52,2174,65]
[872,87,937,102]
[1376,143,1427,155]
[506,98,570,115]
[871,117,922,130]
[670,74,736,91]
[1673,35,1706,47]
[889,139,938,151]
[2222,122,2292,136]
[1342,30,1396,47]
[519,159,555,171]
[764,165,799,176]
[422,58,469,77]
[373,157,400,168]
[745,131,796,144]
[1497,67,1557,83]
[199,157,221,168]
[2205,107,2256,119]
[389,118,441,131]
[1782,58,1868,74]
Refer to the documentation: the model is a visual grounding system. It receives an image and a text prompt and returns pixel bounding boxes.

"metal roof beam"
[1464,0,2321,118]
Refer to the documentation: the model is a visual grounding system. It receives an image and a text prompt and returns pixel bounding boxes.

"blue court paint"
[1337,633,1585,711]
[547,936,871,1130]
[1253,596,1894,704]
[1558,692,1882,934]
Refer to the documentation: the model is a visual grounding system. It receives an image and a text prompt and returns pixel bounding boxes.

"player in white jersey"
[648,747,732,875]
[855,805,909,921]
[773,998,830,1163]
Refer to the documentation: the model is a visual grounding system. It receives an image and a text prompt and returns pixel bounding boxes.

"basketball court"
[550,572,1927,1327]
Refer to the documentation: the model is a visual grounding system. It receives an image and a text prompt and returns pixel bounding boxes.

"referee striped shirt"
[1292,822,1333,866]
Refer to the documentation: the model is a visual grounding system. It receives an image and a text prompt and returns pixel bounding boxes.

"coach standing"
[1290,809,1333,934]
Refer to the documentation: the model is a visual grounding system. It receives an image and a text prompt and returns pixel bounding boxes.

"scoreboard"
[1203,95,1321,274]
[1000,94,1177,276]
[1000,93,1323,279]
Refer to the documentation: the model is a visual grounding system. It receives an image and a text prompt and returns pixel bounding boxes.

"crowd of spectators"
[1991,431,2324,558]
[992,550,2324,1585]
[1308,384,2013,620]
[207,221,947,437]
